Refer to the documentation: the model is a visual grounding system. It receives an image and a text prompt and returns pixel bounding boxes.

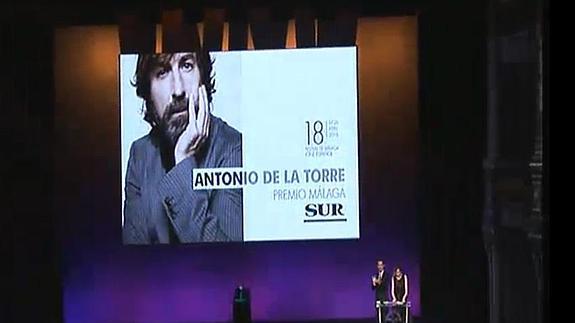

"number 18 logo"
[306,121,324,145]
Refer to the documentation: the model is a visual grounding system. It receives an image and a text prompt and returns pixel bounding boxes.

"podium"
[375,300,411,323]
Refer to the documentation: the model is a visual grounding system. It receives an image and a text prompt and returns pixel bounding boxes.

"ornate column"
[484,0,545,323]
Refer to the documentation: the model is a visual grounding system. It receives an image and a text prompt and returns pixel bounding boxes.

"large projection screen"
[120,47,359,244]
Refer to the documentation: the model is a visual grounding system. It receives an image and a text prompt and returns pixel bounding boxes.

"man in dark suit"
[122,48,243,244]
[372,260,390,321]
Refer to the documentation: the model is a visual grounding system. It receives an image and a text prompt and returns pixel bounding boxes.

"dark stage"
[1,0,547,323]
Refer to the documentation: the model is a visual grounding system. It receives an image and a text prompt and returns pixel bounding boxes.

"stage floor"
[252,318,423,323]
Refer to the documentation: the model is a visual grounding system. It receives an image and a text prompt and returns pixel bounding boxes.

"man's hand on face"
[174,85,211,165]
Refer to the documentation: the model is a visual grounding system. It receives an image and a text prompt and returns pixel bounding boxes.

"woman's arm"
[402,274,409,303]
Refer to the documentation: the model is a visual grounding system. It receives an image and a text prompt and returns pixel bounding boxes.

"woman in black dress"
[391,267,409,322]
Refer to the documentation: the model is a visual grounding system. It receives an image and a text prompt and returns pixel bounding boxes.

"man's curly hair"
[131,47,216,127]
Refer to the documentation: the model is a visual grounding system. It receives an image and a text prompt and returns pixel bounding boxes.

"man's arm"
[123,143,150,244]
[384,273,390,299]
[158,143,243,242]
